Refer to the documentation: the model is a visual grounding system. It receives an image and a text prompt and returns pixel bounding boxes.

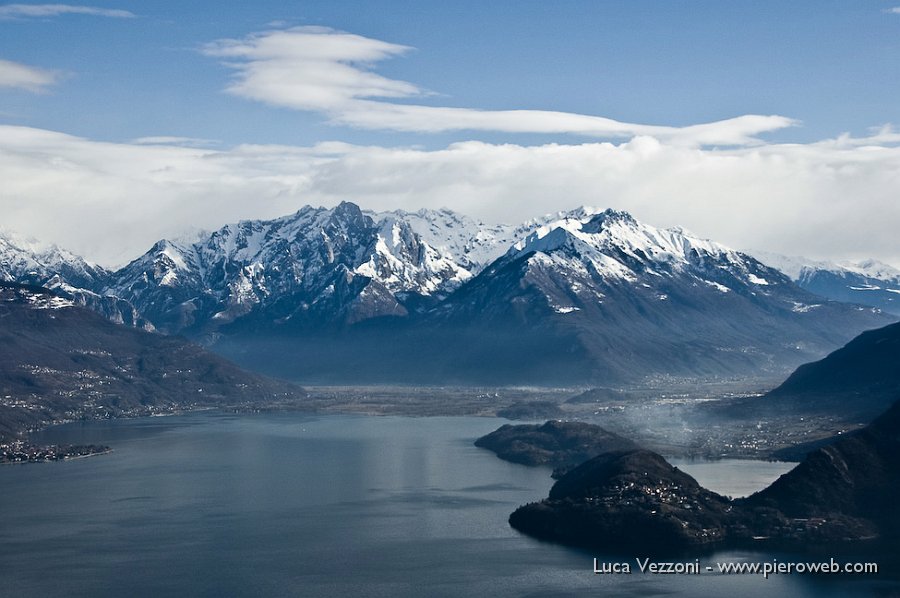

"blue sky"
[4,0,900,146]
[2,1,900,266]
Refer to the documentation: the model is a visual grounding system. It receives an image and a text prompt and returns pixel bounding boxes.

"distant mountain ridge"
[394,208,890,383]
[0,230,107,289]
[102,202,527,335]
[753,251,900,316]
[0,232,152,330]
[212,206,891,385]
[2,204,893,385]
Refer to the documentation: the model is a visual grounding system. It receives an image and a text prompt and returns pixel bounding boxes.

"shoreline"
[2,379,860,464]
[1,443,113,465]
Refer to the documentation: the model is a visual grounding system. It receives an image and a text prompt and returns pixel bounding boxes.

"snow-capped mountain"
[213,207,893,385]
[106,202,521,334]
[5,205,894,385]
[380,207,522,271]
[0,231,107,289]
[0,231,152,330]
[753,251,900,316]
[449,207,819,328]
[383,208,890,384]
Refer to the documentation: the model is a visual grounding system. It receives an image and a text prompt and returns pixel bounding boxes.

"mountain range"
[1,204,894,385]
[0,232,152,330]
[753,251,900,316]
[102,202,533,335]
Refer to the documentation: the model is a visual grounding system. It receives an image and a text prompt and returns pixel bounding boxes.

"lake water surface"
[0,413,892,597]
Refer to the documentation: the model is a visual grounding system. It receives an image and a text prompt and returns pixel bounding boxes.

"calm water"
[0,413,892,597]
[668,457,796,499]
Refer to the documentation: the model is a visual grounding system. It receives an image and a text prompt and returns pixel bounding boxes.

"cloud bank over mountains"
[2,122,899,268]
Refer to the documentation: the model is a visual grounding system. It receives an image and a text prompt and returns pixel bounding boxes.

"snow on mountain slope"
[0,231,153,329]
[502,209,786,294]
[394,208,893,385]
[374,207,520,272]
[109,202,893,341]
[749,251,832,280]
[6,206,893,385]
[752,251,900,316]
[107,201,528,333]
[0,231,108,289]
[838,258,900,281]
[353,212,473,295]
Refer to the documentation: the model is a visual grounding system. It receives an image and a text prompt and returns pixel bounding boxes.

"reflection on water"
[0,413,892,597]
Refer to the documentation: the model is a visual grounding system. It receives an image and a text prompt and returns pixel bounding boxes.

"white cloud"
[203,27,795,147]
[813,124,900,148]
[0,58,58,92]
[202,27,421,110]
[0,3,134,18]
[2,124,900,269]
[130,136,220,148]
[886,7,900,14]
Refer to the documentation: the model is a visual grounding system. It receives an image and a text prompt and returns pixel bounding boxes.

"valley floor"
[249,378,862,462]
[3,377,864,463]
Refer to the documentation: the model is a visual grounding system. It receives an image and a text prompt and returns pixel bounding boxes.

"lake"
[0,413,892,597]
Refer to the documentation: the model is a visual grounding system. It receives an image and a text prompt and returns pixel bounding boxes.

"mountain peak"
[0,229,48,254]
[333,200,365,218]
[508,206,739,277]
[580,208,638,233]
[325,201,371,234]
[1,230,108,290]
